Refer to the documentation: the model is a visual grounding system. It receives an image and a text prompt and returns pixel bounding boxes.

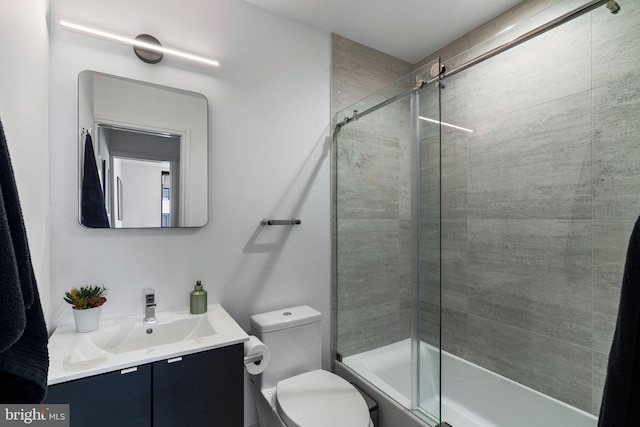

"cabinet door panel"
[153,344,243,427]
[44,365,152,427]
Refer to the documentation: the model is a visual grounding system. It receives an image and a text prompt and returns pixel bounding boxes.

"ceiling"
[244,0,525,63]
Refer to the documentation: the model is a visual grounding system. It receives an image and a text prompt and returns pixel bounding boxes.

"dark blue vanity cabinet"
[44,363,151,426]
[43,344,243,427]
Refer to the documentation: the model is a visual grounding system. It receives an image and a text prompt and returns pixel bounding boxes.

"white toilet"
[249,305,373,427]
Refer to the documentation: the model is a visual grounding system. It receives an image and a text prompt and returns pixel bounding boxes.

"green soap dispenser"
[190,280,207,314]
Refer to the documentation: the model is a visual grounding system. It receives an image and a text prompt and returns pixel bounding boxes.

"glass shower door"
[414,63,442,423]
[334,59,443,426]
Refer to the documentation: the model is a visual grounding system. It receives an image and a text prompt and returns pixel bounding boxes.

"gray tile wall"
[331,34,413,357]
[428,0,640,415]
[332,0,640,417]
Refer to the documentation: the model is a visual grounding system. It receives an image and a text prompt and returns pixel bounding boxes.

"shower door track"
[438,0,620,81]
[334,0,620,134]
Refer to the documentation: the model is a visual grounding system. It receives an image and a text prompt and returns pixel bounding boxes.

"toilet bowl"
[248,306,373,427]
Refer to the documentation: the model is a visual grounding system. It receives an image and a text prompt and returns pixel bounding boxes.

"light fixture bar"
[419,116,474,133]
[60,21,219,67]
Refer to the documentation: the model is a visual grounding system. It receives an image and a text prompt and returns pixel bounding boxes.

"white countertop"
[47,304,249,385]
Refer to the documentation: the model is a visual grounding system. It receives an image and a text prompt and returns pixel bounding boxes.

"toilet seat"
[276,369,370,427]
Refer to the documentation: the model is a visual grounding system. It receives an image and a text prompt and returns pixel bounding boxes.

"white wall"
[0,0,51,321]
[47,0,331,425]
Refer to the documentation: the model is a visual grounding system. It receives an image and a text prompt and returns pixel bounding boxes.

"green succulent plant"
[64,285,108,310]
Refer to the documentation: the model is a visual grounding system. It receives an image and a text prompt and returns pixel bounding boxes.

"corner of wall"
[0,0,52,329]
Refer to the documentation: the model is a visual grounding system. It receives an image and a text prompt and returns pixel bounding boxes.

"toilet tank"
[250,306,322,390]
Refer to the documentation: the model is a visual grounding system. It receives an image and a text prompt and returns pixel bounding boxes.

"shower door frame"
[411,81,443,426]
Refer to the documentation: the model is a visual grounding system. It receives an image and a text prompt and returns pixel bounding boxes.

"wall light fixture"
[60,21,220,67]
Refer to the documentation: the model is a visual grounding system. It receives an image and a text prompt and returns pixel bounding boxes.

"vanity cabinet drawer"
[44,344,243,427]
[44,364,152,427]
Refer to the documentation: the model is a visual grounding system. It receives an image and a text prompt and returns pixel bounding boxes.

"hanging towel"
[80,134,109,228]
[0,117,49,403]
[598,215,640,427]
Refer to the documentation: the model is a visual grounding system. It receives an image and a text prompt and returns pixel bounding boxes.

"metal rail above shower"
[334,0,621,135]
[435,0,620,82]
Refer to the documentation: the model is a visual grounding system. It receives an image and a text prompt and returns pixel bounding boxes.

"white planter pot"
[72,306,103,333]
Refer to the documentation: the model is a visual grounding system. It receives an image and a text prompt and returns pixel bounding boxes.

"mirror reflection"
[78,71,208,228]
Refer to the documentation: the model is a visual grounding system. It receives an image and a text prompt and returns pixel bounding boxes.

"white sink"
[47,304,249,385]
[89,316,216,354]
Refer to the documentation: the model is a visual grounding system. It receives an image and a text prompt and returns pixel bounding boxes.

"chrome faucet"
[144,289,156,323]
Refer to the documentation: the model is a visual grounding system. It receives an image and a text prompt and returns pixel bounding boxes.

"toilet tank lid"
[250,305,321,333]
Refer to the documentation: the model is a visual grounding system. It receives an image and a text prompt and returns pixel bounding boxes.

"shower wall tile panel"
[336,126,402,220]
[466,219,593,347]
[419,219,441,303]
[331,34,412,116]
[420,301,441,347]
[466,315,593,412]
[592,0,640,88]
[440,307,469,357]
[592,78,640,218]
[440,75,470,221]
[398,220,413,313]
[464,16,591,124]
[467,91,592,220]
[592,220,635,353]
[440,135,469,220]
[420,135,442,221]
[337,219,401,312]
[337,302,409,356]
[440,220,469,312]
[397,112,413,222]
[592,351,609,415]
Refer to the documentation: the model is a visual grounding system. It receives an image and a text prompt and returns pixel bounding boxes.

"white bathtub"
[342,339,597,427]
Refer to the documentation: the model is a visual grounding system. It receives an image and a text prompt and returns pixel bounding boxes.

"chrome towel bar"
[260,218,301,226]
